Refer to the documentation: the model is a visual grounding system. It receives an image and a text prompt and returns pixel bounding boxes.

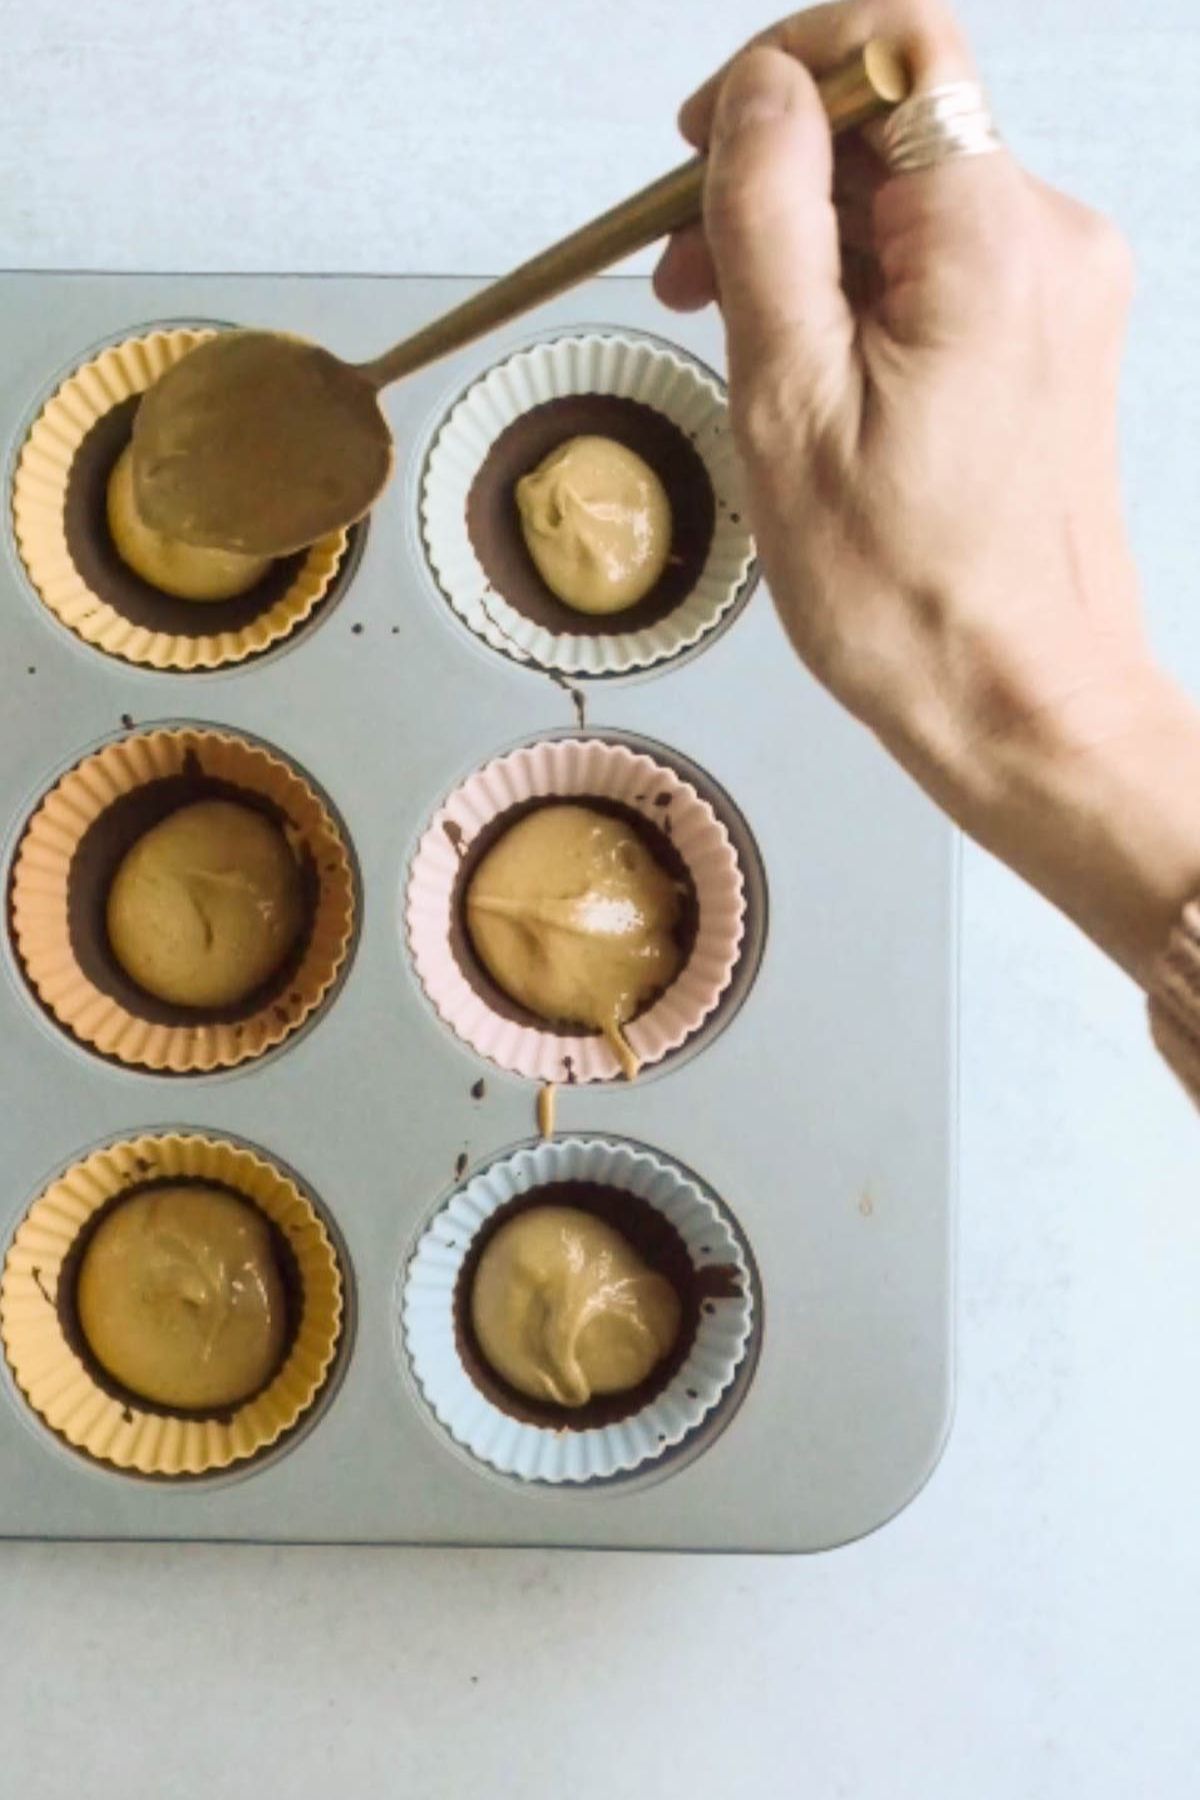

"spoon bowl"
[133,332,392,555]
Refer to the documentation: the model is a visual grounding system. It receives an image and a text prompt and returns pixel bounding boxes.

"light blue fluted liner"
[401,1136,755,1483]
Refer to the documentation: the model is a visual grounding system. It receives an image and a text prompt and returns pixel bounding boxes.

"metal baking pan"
[0,272,956,1550]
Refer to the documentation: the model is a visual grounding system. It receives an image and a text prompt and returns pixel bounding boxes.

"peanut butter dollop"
[465,803,684,1079]
[77,1185,287,1410]
[515,435,671,614]
[106,799,305,1008]
[107,443,273,600]
[471,1206,681,1407]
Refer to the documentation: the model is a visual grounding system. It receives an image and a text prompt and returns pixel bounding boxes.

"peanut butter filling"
[107,444,273,601]
[515,435,672,615]
[106,798,305,1009]
[470,1205,681,1407]
[76,1185,287,1411]
[464,803,684,1078]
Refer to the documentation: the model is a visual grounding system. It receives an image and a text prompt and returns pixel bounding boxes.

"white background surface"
[1,1,1198,1795]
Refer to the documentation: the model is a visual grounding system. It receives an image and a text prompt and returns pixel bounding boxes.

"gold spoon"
[132,39,909,557]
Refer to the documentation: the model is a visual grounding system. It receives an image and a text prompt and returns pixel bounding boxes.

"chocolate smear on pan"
[479,591,587,724]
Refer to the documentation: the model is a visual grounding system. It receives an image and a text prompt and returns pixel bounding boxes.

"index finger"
[678,0,978,147]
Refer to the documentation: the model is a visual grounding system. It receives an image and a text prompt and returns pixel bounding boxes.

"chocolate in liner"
[63,395,360,641]
[464,394,716,638]
[448,796,699,1041]
[53,1176,304,1425]
[453,1179,742,1431]
[60,751,319,1031]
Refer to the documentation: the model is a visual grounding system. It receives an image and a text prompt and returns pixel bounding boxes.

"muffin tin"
[0,272,957,1551]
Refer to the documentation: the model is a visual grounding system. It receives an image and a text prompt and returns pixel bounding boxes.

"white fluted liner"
[405,738,746,1083]
[401,1137,755,1484]
[420,333,756,675]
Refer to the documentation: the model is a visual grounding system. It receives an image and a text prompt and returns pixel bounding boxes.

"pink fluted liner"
[405,739,746,1082]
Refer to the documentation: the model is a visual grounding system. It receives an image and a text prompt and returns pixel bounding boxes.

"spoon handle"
[357,38,909,391]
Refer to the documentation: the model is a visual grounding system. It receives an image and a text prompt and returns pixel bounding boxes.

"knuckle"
[1052,194,1135,300]
[987,233,1039,310]
[705,140,798,245]
[877,167,1037,312]
[703,157,779,253]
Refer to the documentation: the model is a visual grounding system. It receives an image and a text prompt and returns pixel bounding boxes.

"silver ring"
[873,81,1002,174]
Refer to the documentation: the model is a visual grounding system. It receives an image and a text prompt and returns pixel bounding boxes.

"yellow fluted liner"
[0,1134,344,1477]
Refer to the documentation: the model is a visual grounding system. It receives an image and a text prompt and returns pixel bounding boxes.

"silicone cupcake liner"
[9,726,356,1073]
[0,1133,344,1478]
[11,326,351,670]
[405,737,746,1082]
[420,332,756,676]
[402,1135,755,1483]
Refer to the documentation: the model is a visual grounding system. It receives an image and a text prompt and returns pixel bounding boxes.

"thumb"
[703,46,854,397]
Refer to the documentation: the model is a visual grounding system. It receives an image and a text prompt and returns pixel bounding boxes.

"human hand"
[657,0,1200,982]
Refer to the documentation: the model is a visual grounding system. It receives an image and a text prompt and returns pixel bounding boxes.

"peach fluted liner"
[11,327,349,670]
[0,1134,344,1477]
[405,739,746,1082]
[9,727,355,1072]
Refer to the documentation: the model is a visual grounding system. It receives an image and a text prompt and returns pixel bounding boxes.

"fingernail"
[713,49,796,142]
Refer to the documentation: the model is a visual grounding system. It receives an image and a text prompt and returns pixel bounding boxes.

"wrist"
[944,663,1200,983]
